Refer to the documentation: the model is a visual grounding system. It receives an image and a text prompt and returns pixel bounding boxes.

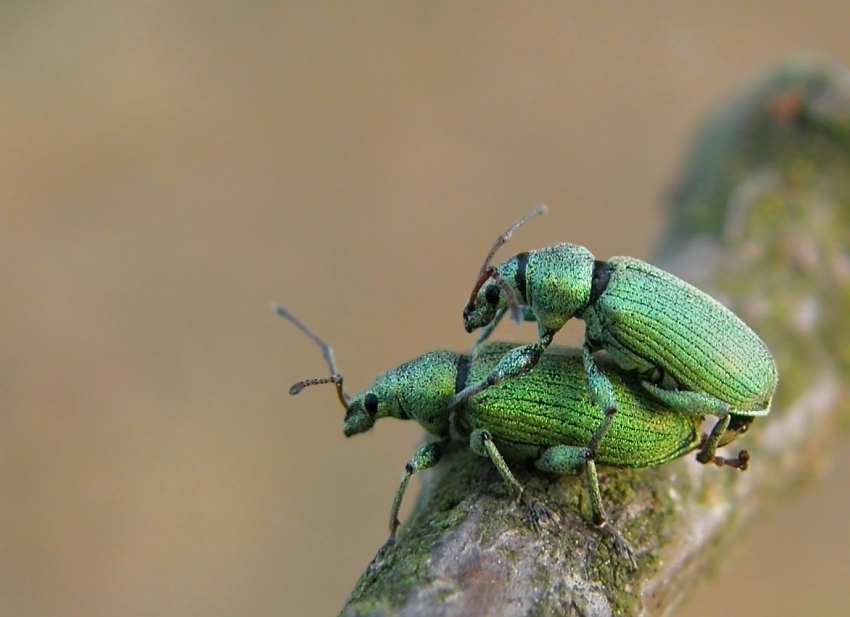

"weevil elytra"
[457,208,778,465]
[274,304,747,567]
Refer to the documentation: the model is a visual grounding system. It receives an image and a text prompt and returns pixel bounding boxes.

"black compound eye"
[364,393,379,416]
[484,284,500,306]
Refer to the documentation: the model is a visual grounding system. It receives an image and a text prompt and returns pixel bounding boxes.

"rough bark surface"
[340,58,850,617]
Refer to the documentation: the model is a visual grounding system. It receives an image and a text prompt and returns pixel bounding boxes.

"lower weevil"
[274,304,747,567]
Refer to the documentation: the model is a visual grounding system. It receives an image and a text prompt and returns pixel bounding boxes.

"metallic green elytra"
[459,209,778,464]
[274,305,748,567]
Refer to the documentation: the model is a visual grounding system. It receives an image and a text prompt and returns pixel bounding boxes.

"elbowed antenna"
[474,204,548,279]
[272,303,350,409]
[465,204,547,323]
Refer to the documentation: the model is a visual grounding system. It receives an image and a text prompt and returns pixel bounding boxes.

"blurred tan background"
[2,3,849,616]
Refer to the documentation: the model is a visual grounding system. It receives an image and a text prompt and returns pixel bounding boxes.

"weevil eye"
[484,284,500,306]
[364,392,379,416]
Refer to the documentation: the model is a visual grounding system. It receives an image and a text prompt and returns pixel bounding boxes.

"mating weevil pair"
[276,207,776,565]
[276,306,750,566]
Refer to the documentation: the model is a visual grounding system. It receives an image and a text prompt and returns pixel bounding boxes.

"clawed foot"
[520,494,562,532]
[711,449,750,471]
[598,523,637,570]
[367,536,396,573]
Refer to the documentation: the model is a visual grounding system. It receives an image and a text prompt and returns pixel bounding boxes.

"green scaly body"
[459,342,701,467]
[583,256,776,414]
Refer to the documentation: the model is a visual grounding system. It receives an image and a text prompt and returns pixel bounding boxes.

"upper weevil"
[274,304,747,567]
[456,206,778,464]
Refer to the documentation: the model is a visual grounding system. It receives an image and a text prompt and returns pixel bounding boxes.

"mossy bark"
[340,58,850,617]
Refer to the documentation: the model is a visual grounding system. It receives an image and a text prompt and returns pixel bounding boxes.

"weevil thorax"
[527,243,596,331]
[463,243,597,332]
[343,350,460,438]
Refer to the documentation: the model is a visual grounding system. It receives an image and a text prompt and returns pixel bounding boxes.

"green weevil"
[274,304,747,566]
[456,207,778,465]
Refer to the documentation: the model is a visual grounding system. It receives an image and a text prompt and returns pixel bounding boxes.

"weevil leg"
[450,332,555,408]
[711,449,750,471]
[470,429,525,499]
[535,446,636,569]
[388,440,447,539]
[585,459,637,569]
[698,414,732,465]
[472,306,537,349]
[473,307,507,348]
[582,344,619,455]
[640,383,738,465]
[640,381,732,418]
[470,429,558,530]
[372,439,447,566]
[535,444,589,475]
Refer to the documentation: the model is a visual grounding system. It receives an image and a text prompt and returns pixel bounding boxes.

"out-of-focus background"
[2,4,849,616]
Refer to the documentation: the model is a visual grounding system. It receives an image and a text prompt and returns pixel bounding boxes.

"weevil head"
[343,371,413,437]
[463,271,508,332]
[462,250,536,332]
[343,350,461,438]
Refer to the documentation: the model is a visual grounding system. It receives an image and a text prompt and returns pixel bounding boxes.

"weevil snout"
[463,306,478,333]
[343,391,380,436]
[343,404,376,436]
[463,283,501,332]
[463,302,495,332]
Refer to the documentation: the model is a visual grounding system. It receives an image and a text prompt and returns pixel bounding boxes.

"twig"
[340,58,850,617]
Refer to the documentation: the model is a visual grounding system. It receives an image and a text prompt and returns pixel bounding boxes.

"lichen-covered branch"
[340,58,850,617]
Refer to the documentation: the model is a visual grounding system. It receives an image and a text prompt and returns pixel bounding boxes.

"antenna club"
[273,302,352,407]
